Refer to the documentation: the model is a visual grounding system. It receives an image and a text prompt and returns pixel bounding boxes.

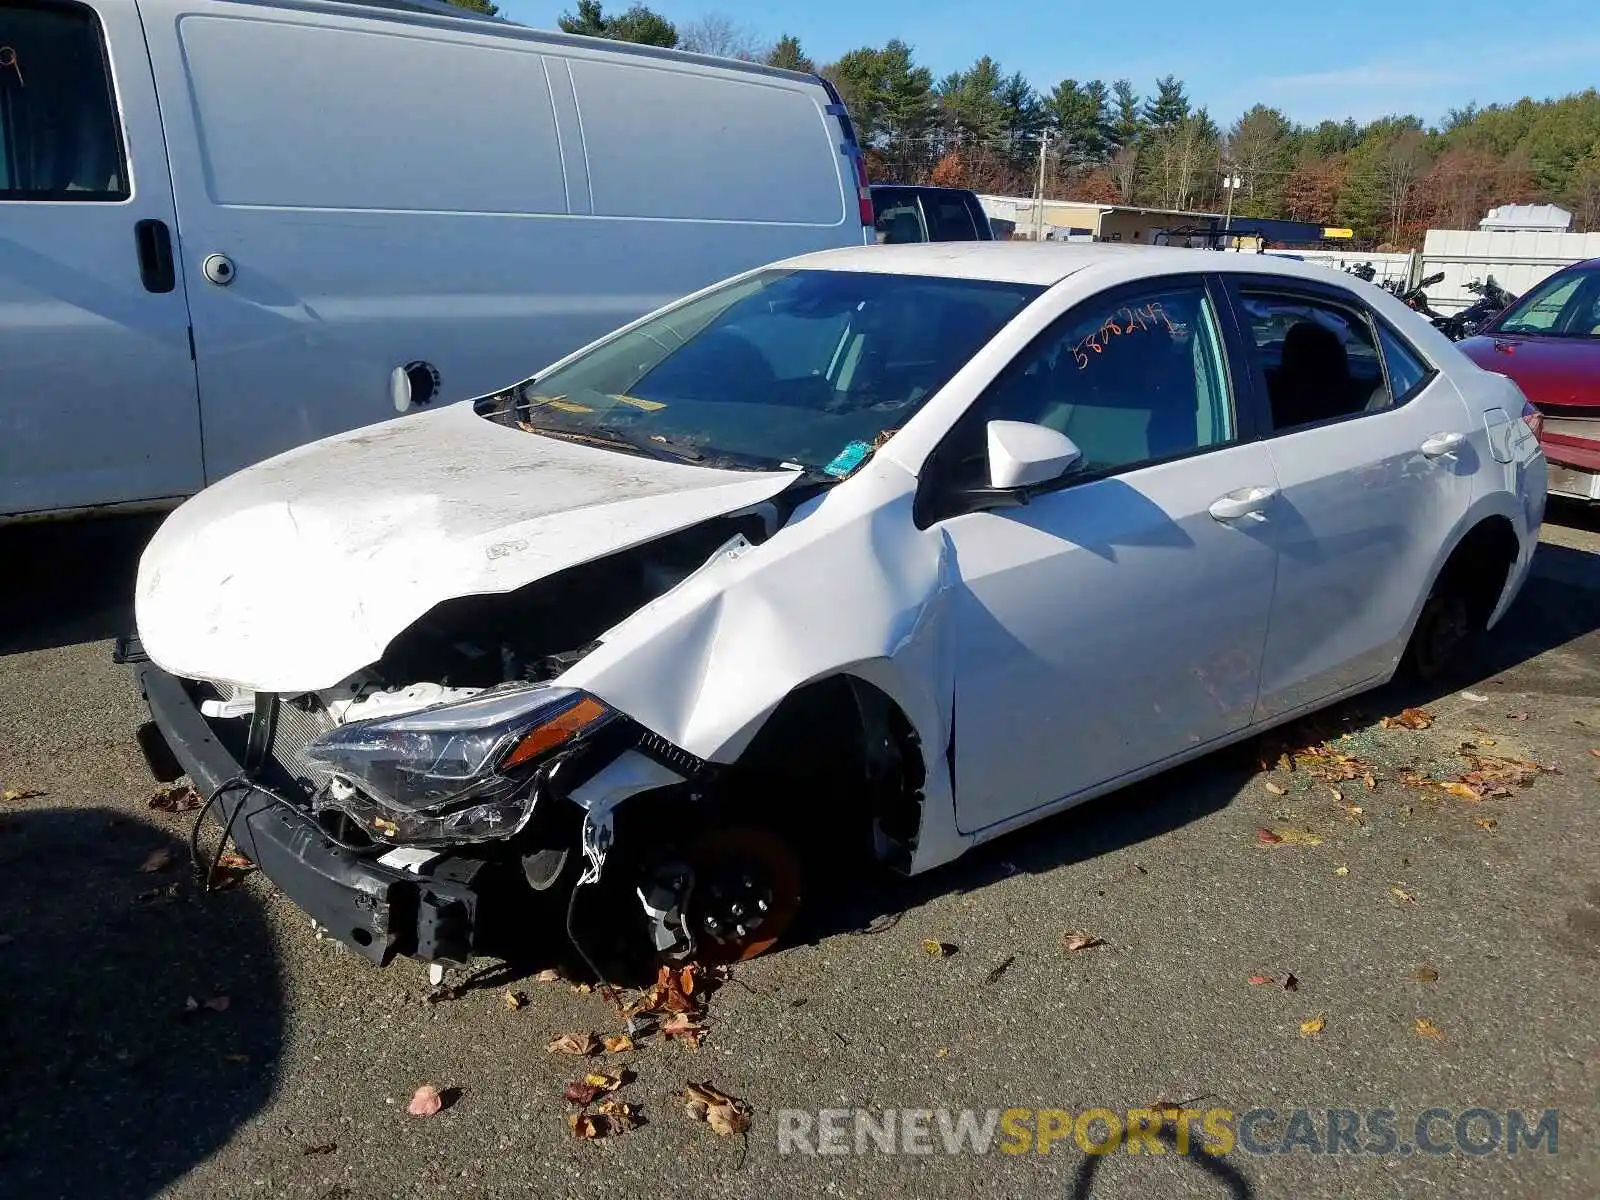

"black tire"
[1404,574,1479,683]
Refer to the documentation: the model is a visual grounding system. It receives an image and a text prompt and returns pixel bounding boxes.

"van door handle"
[134,219,175,294]
[1209,486,1278,522]
[1420,431,1466,458]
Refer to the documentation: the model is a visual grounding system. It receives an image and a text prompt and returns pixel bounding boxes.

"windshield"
[484,268,1042,475]
[1492,266,1600,338]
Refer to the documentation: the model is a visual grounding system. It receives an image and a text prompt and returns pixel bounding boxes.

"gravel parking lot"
[2,506,1597,1200]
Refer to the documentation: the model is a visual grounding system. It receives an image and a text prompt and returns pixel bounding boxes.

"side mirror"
[987,420,1082,491]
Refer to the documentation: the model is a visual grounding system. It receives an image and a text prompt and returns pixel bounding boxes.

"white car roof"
[775,242,1345,288]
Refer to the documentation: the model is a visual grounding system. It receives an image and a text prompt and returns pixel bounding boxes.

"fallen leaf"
[1150,1099,1185,1120]
[1506,711,1531,722]
[1,787,47,803]
[1264,781,1286,796]
[1415,1017,1446,1041]
[216,852,254,871]
[547,1032,600,1057]
[1391,887,1417,904]
[1248,973,1274,985]
[602,1034,634,1054]
[1589,748,1600,759]
[1259,828,1322,847]
[1440,781,1482,801]
[1460,691,1489,703]
[1283,973,1300,993]
[533,968,564,983]
[138,848,176,873]
[678,965,697,996]
[1381,707,1434,731]
[982,955,1016,985]
[1399,769,1432,788]
[684,1082,751,1137]
[503,990,527,1012]
[1062,932,1104,953]
[1363,774,1376,790]
[407,1085,443,1117]
[568,1112,602,1140]
[1411,964,1439,982]
[1300,1014,1326,1037]
[921,939,956,957]
[147,785,201,813]
[302,1142,337,1156]
[595,1097,639,1132]
[1474,818,1498,831]
[564,1073,625,1106]
[660,1012,706,1047]
[1334,865,1350,876]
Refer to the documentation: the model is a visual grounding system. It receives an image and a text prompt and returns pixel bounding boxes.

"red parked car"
[1459,257,1600,503]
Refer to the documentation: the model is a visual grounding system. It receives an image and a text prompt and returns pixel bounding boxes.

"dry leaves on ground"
[532,968,564,983]
[659,1012,707,1047]
[407,1085,444,1117]
[1415,1018,1446,1042]
[1248,973,1274,985]
[1411,964,1439,982]
[1062,932,1104,953]
[570,1098,640,1139]
[564,1071,627,1106]
[301,1142,337,1156]
[547,1032,600,1057]
[1381,707,1434,731]
[1334,865,1350,876]
[1474,817,1498,831]
[602,1034,633,1053]
[1391,887,1417,905]
[182,994,231,1015]
[1300,1014,1326,1037]
[503,991,527,1012]
[921,939,957,957]
[3,786,48,802]
[148,785,202,813]
[1264,781,1286,796]
[684,1081,752,1137]
[137,847,176,873]
[1256,827,1323,847]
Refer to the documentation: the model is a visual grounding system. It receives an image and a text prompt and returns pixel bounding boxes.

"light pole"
[1034,131,1053,241]
[1221,171,1242,237]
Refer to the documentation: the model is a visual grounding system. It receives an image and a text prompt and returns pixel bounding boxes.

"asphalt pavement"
[1,505,1597,1200]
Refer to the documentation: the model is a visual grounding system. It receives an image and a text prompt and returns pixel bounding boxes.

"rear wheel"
[1405,577,1476,683]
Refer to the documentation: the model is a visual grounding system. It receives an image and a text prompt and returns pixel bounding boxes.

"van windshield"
[483,269,1041,475]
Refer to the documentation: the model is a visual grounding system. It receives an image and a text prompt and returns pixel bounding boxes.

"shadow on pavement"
[0,807,283,1199]
[1070,1125,1256,1198]
[0,515,162,656]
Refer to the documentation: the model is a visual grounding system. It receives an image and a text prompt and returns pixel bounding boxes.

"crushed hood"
[136,401,798,692]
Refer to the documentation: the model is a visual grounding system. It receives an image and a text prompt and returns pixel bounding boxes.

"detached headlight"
[303,684,615,844]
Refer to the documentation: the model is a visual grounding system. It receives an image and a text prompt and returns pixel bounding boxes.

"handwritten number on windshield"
[1071,301,1175,369]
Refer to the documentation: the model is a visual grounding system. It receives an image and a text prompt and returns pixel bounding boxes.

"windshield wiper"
[516,417,713,466]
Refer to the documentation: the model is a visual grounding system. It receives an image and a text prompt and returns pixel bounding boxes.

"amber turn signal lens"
[500,696,609,769]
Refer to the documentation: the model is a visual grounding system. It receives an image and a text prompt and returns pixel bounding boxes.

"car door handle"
[134,219,175,294]
[1420,432,1467,458]
[1209,486,1278,522]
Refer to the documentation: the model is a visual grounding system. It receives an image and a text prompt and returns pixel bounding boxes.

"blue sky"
[498,0,1600,126]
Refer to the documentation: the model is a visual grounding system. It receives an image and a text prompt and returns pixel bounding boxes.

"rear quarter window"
[569,60,843,225]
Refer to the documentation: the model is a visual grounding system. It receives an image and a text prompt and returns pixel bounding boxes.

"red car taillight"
[1520,399,1544,441]
[852,155,873,227]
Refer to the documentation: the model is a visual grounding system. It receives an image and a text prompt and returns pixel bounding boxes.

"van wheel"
[1405,577,1476,683]
[681,826,803,963]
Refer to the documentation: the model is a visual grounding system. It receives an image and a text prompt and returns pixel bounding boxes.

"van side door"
[0,0,201,516]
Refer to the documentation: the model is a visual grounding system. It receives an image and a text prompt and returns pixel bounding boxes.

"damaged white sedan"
[129,243,1546,971]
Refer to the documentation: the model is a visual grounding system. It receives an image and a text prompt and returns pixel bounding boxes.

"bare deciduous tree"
[678,13,765,61]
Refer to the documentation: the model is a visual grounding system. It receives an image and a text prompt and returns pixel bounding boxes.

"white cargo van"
[0,0,872,519]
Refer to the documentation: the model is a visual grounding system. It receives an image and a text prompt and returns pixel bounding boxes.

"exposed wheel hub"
[680,826,803,963]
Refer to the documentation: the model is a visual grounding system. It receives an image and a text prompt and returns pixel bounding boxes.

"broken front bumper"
[136,665,485,966]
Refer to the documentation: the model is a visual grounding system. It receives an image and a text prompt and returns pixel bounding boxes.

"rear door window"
[921,193,979,241]
[1234,289,1391,430]
[874,188,925,243]
[0,0,127,200]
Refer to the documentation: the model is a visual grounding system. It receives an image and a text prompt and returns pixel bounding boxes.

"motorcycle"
[1441,275,1517,341]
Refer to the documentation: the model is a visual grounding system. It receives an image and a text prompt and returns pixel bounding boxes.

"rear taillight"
[852,154,873,227]
[1520,399,1544,441]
